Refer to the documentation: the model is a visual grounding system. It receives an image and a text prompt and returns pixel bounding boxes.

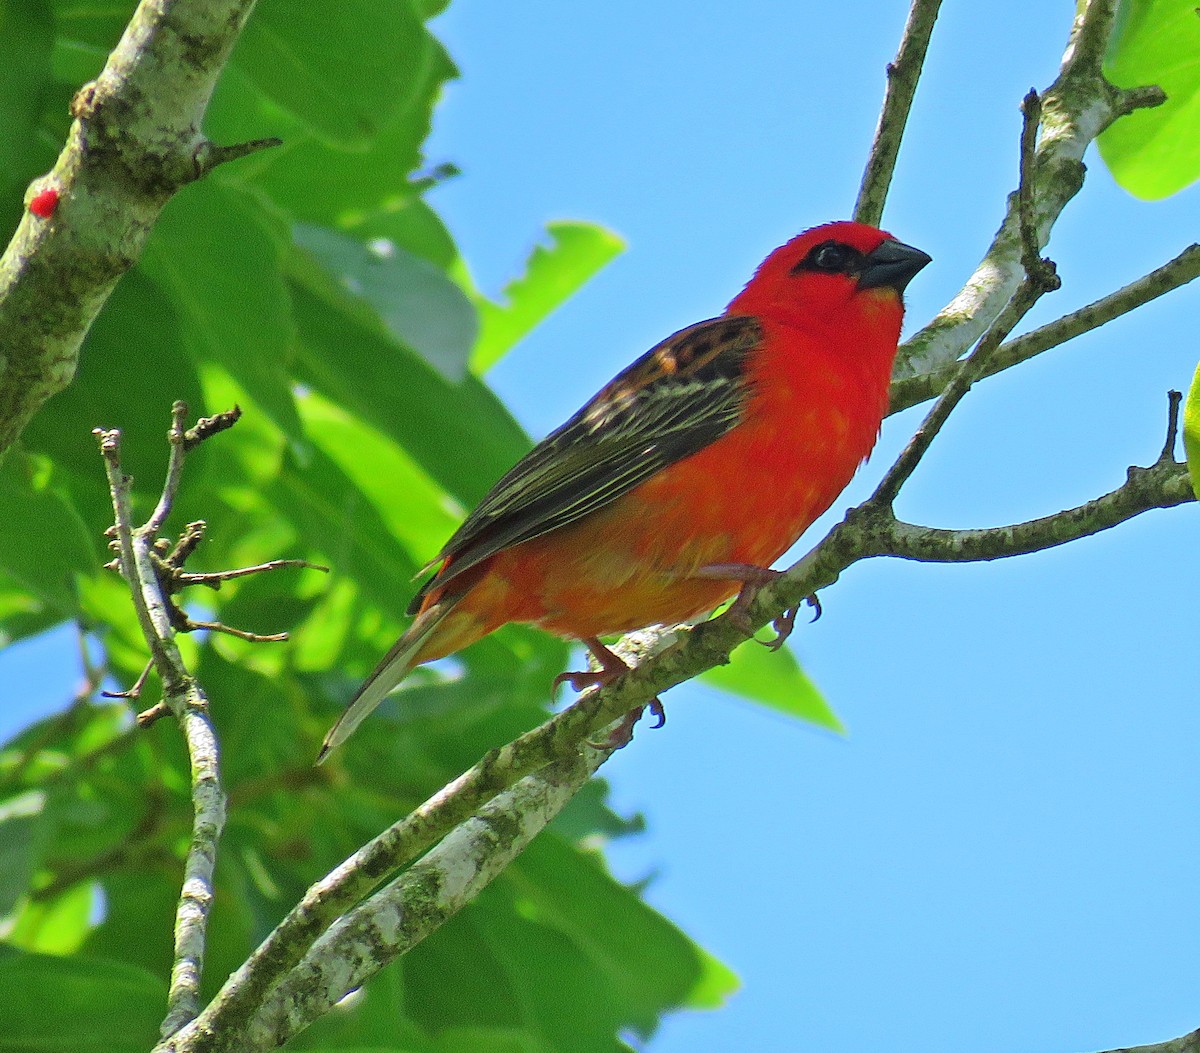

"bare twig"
[854,0,943,226]
[101,658,154,700]
[182,619,288,644]
[182,406,243,452]
[96,422,226,1039]
[176,559,330,591]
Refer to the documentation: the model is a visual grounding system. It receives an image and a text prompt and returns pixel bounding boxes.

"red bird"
[319,221,929,760]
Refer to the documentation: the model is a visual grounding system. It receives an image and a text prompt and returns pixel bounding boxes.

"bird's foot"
[553,637,665,750]
[694,563,819,650]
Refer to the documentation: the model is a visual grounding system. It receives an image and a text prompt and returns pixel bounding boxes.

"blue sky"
[4,3,1199,1052]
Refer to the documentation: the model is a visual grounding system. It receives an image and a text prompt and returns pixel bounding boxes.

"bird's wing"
[409,314,763,612]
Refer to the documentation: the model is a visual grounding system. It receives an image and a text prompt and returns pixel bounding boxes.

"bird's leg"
[693,563,817,650]
[554,636,664,750]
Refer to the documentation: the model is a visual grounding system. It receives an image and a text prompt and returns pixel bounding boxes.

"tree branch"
[890,243,1200,414]
[894,0,1165,382]
[1097,1028,1200,1053]
[0,0,270,457]
[244,750,606,1050]
[872,89,1061,508]
[853,0,943,227]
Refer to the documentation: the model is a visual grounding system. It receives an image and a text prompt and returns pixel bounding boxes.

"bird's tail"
[316,603,450,764]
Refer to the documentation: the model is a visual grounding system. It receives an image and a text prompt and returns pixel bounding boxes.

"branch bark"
[0,0,271,457]
[891,243,1200,414]
[854,0,943,227]
[894,0,1165,382]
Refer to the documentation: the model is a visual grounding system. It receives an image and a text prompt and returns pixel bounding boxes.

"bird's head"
[727,221,930,330]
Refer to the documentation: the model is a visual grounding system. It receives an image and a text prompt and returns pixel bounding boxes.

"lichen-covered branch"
[1096,1028,1200,1053]
[895,0,1165,382]
[245,751,604,1050]
[853,0,943,227]
[0,0,271,456]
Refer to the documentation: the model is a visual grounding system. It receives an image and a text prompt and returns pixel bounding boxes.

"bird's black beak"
[857,238,931,294]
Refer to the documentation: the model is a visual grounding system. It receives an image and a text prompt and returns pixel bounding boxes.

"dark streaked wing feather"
[407,314,763,614]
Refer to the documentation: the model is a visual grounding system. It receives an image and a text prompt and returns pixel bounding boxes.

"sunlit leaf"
[472,222,625,373]
[700,638,843,732]
[0,453,96,617]
[233,0,435,147]
[140,181,303,444]
[1183,359,1200,499]
[1098,0,1200,199]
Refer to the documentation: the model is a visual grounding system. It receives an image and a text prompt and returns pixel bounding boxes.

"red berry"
[29,188,59,218]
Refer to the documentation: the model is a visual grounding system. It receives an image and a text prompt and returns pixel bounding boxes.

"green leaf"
[269,444,421,616]
[233,0,434,147]
[301,391,458,558]
[212,37,457,228]
[0,0,54,210]
[140,181,304,445]
[0,790,46,916]
[293,224,477,382]
[473,222,626,373]
[5,881,96,955]
[0,948,165,1053]
[700,638,843,732]
[0,452,96,617]
[1183,360,1200,499]
[1098,0,1200,199]
[0,575,63,647]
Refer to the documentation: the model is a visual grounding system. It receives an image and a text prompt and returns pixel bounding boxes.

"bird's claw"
[760,605,798,651]
[553,668,608,695]
[587,697,666,750]
[757,592,820,650]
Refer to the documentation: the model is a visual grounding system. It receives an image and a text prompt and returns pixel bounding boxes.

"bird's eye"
[793,240,863,275]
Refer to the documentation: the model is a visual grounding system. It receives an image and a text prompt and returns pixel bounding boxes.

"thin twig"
[176,559,330,590]
[101,658,154,699]
[854,0,943,226]
[146,401,190,536]
[183,619,288,644]
[1161,389,1183,463]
